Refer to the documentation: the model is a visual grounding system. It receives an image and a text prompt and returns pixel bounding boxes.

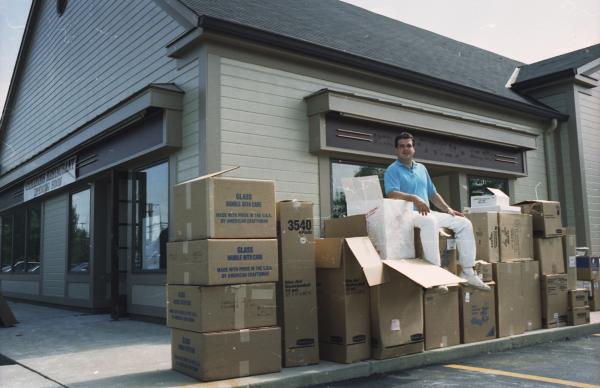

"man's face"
[395,138,415,163]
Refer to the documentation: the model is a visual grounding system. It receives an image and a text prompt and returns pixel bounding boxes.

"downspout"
[543,118,558,200]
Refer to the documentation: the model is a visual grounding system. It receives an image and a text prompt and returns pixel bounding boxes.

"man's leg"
[413,211,441,266]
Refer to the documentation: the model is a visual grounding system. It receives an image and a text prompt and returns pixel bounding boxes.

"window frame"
[0,201,42,275]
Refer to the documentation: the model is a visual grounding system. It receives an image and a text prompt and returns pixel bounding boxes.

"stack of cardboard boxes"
[166,172,281,381]
[576,256,599,312]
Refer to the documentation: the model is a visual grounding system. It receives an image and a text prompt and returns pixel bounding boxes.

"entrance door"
[110,170,130,319]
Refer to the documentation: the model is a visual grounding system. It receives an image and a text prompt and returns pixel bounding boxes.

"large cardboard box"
[316,238,372,363]
[522,260,542,331]
[568,307,590,326]
[577,280,600,311]
[562,234,577,289]
[276,201,318,367]
[533,237,565,274]
[515,200,563,237]
[424,286,460,350]
[415,228,458,274]
[166,284,277,332]
[459,283,497,344]
[172,173,276,240]
[576,256,600,280]
[498,213,533,261]
[470,188,509,208]
[568,289,588,309]
[171,327,281,381]
[466,212,499,262]
[541,274,568,328]
[493,262,525,337]
[167,239,278,285]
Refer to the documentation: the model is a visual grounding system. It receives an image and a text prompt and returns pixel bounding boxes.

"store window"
[468,175,509,200]
[133,162,169,271]
[331,160,386,218]
[69,189,91,272]
[0,203,42,273]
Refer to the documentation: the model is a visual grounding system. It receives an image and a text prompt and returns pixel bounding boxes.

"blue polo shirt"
[384,160,437,207]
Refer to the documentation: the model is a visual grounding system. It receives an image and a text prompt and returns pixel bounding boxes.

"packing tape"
[441,336,447,347]
[182,241,188,254]
[184,272,190,285]
[186,223,192,241]
[234,286,246,329]
[240,329,250,343]
[251,288,274,300]
[390,319,400,331]
[239,360,250,376]
[185,183,191,210]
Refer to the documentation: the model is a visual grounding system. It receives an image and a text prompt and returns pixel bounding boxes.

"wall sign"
[23,157,77,201]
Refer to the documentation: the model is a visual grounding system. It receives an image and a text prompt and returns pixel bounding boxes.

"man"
[384,132,490,291]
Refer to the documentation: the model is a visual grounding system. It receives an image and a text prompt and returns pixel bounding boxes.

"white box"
[464,205,522,214]
[470,188,510,208]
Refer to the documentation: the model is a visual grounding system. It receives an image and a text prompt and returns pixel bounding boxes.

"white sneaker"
[435,285,449,294]
[460,272,491,291]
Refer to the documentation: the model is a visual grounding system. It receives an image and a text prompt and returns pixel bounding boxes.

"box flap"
[315,238,344,268]
[324,215,368,238]
[486,188,509,198]
[345,237,385,286]
[341,175,384,216]
[179,166,239,185]
[382,259,466,288]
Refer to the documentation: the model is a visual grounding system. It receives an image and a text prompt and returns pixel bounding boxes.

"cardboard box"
[166,284,276,332]
[498,213,533,261]
[415,228,458,274]
[466,212,500,262]
[324,215,368,238]
[173,173,276,240]
[424,286,460,350]
[276,201,318,367]
[459,283,497,344]
[522,260,542,331]
[562,234,577,289]
[515,200,562,237]
[568,289,588,309]
[171,327,281,381]
[493,262,525,337]
[470,188,510,208]
[316,238,371,363]
[534,237,565,274]
[475,260,493,282]
[465,205,522,214]
[577,280,600,311]
[166,239,278,285]
[576,256,600,281]
[568,307,590,326]
[541,274,568,328]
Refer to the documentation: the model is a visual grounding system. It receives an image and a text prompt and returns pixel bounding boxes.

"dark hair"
[394,132,414,148]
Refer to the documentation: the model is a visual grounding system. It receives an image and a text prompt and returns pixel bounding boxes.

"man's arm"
[429,192,464,217]
[388,191,430,215]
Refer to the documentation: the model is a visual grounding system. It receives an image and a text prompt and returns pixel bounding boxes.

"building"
[0,0,598,318]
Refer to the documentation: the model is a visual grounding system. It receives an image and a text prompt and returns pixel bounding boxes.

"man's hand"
[412,196,430,215]
[447,208,464,217]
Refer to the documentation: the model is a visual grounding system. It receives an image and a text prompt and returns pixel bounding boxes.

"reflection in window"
[27,205,41,272]
[0,203,42,274]
[331,160,386,218]
[468,175,509,200]
[1,216,13,272]
[134,162,168,271]
[69,189,91,272]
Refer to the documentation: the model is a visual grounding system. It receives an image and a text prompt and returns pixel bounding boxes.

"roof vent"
[56,0,68,16]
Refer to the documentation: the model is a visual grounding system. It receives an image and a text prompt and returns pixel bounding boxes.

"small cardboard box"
[172,172,276,240]
[522,260,542,331]
[534,237,565,274]
[466,212,500,262]
[568,289,588,309]
[415,228,458,274]
[562,234,577,289]
[475,260,493,282]
[424,286,460,350]
[276,201,318,367]
[166,239,278,285]
[515,200,562,237]
[577,280,600,311]
[470,188,510,208]
[576,256,600,281]
[541,274,568,328]
[171,327,281,381]
[493,262,525,337]
[166,284,276,333]
[568,307,590,326]
[498,213,533,261]
[459,282,497,344]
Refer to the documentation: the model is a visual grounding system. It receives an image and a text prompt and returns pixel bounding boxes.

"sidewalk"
[1,301,599,388]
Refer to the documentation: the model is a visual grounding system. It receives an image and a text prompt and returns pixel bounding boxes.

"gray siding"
[42,194,68,298]
[578,70,600,255]
[514,144,547,204]
[1,1,187,174]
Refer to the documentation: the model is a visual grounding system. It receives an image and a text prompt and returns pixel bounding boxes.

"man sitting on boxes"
[384,132,490,291]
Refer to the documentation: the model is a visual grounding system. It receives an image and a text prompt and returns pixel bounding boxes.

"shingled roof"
[178,0,558,113]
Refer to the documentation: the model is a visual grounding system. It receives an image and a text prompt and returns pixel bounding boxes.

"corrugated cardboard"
[568,307,590,326]
[568,289,588,309]
[562,234,577,289]
[166,239,278,285]
[541,274,568,328]
[166,284,276,333]
[493,262,524,337]
[415,228,458,274]
[475,260,493,282]
[466,212,499,262]
[0,292,17,327]
[459,282,497,344]
[515,200,563,237]
[424,286,460,350]
[324,215,368,238]
[522,260,542,331]
[577,280,600,311]
[470,188,509,208]
[533,237,565,274]
[498,213,533,261]
[171,327,281,381]
[576,256,600,281]
[276,201,319,367]
[173,174,276,240]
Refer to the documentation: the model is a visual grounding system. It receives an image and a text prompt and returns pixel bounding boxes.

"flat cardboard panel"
[424,286,460,350]
[171,327,281,381]
[522,261,542,331]
[541,274,568,328]
[459,283,496,343]
[324,215,368,238]
[493,262,524,337]
[0,293,17,327]
[167,239,278,285]
[345,237,385,286]
[382,259,465,289]
[315,238,344,268]
[173,176,276,240]
[515,200,562,237]
[498,213,533,261]
[562,234,577,289]
[533,237,565,274]
[365,199,415,260]
[466,212,499,262]
[166,284,277,332]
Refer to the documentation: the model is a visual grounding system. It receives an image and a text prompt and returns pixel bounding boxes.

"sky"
[0,0,599,111]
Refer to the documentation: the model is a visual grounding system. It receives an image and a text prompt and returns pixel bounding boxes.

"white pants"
[413,211,475,270]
